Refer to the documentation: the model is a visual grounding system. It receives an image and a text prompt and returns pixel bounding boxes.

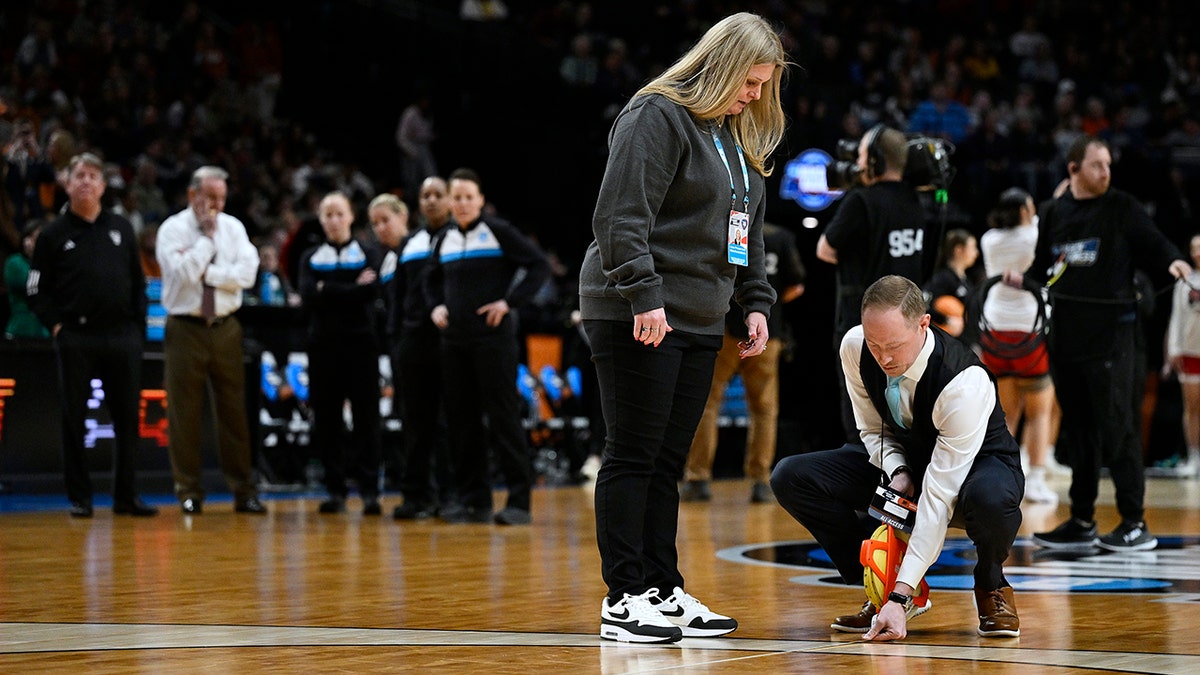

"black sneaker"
[392,502,436,520]
[440,505,491,523]
[679,480,711,502]
[1032,517,1098,549]
[1097,520,1158,551]
[493,506,531,525]
[318,496,346,514]
[750,481,773,504]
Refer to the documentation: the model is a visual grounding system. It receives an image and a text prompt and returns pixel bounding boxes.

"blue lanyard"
[711,123,750,212]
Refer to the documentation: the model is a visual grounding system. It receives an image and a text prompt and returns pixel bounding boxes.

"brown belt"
[169,314,230,328]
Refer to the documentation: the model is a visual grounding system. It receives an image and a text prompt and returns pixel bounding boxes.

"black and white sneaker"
[600,589,683,643]
[655,587,738,637]
[1098,520,1158,551]
[1031,517,1098,550]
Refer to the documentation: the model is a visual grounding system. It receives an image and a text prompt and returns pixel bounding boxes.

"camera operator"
[817,125,929,442]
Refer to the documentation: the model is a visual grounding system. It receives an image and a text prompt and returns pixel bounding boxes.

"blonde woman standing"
[578,12,787,643]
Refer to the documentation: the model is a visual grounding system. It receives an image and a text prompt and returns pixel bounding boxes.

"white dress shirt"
[156,207,259,318]
[839,325,996,588]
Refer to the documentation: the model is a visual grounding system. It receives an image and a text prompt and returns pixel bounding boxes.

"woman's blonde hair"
[368,192,409,218]
[635,12,788,176]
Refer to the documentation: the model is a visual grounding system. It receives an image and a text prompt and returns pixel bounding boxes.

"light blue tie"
[885,375,907,429]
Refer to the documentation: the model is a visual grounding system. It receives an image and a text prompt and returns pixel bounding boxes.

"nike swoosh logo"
[606,608,629,620]
[659,607,684,618]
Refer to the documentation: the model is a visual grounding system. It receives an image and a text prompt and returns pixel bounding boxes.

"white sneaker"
[600,589,682,643]
[655,587,738,637]
[1043,451,1072,477]
[1176,455,1200,478]
[1023,471,1058,505]
[580,455,602,482]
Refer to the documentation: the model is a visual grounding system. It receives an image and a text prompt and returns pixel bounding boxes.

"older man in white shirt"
[771,275,1024,641]
[156,165,266,515]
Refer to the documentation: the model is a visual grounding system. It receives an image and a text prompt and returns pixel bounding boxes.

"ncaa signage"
[780,149,842,212]
[720,535,1200,595]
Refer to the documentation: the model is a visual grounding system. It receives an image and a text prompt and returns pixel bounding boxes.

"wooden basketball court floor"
[2,472,1199,674]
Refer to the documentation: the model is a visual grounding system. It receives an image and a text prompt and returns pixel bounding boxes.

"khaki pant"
[163,315,257,501]
[686,333,782,483]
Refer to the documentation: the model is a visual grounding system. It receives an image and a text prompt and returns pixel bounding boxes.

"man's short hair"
[189,165,230,190]
[878,128,908,174]
[67,152,104,175]
[1065,135,1108,168]
[862,275,926,322]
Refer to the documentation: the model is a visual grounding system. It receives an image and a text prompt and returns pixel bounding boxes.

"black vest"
[859,325,1018,493]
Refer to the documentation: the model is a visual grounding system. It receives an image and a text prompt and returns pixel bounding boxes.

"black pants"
[1050,322,1145,523]
[584,320,722,601]
[771,443,1023,591]
[54,323,144,506]
[396,326,450,508]
[441,333,532,512]
[309,337,382,499]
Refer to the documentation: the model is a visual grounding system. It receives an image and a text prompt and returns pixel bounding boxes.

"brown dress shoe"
[975,586,1020,637]
[831,600,877,633]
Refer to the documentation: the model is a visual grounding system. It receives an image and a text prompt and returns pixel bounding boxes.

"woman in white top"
[978,187,1059,503]
[1163,234,1200,477]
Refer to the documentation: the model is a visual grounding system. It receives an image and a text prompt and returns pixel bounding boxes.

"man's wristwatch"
[888,590,914,610]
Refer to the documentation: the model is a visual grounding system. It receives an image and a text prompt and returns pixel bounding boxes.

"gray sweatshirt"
[579,93,776,335]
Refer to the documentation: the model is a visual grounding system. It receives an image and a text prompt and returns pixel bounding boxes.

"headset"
[862,124,888,180]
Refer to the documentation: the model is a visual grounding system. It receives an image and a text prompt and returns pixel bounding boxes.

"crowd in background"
[5,0,1200,474]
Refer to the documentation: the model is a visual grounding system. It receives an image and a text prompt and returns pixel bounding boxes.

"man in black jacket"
[27,152,158,518]
[817,126,929,442]
[1019,136,1191,552]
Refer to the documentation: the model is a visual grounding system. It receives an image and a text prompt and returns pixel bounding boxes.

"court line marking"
[1,623,1197,673]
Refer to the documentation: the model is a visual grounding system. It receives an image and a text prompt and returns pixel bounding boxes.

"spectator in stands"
[4,219,50,339]
[248,241,298,307]
[907,81,972,144]
[4,118,55,230]
[396,93,437,202]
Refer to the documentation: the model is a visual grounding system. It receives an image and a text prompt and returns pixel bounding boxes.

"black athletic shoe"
[1032,517,1098,549]
[1098,520,1158,551]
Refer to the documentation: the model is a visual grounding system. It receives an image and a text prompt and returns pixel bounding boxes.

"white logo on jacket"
[400,229,436,264]
[438,223,503,264]
[309,240,368,271]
